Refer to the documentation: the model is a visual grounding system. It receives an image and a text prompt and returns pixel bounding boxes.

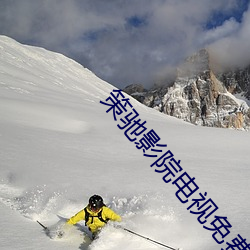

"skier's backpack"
[84,206,109,226]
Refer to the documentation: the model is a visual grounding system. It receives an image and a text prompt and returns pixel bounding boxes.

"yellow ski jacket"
[67,206,121,233]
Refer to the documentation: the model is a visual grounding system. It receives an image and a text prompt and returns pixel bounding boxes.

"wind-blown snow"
[0,36,249,250]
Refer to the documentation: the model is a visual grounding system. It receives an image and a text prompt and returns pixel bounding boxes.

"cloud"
[208,4,250,69]
[200,18,240,45]
[0,0,249,88]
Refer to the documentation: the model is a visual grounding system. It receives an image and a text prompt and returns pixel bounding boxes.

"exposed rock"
[123,83,146,95]
[123,84,147,103]
[124,49,250,130]
[217,66,250,99]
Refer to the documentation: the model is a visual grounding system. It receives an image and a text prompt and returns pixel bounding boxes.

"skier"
[66,194,122,239]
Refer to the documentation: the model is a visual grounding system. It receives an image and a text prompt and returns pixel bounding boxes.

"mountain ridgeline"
[124,49,250,130]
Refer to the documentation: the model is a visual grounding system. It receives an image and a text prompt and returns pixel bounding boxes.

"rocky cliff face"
[124,49,250,130]
[217,66,250,99]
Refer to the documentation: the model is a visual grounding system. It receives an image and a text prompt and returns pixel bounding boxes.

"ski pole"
[37,220,48,231]
[122,227,179,250]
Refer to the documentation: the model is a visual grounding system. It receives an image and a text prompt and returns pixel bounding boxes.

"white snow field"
[0,36,249,250]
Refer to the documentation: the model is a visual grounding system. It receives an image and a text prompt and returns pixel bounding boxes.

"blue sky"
[0,0,249,88]
[206,0,249,28]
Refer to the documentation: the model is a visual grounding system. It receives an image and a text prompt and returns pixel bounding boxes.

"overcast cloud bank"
[0,0,249,88]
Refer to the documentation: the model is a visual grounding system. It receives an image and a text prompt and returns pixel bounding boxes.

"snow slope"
[0,36,250,250]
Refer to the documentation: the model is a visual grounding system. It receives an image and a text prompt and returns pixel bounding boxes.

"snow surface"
[0,35,250,250]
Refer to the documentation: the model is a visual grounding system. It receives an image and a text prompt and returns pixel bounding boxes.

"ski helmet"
[89,195,104,210]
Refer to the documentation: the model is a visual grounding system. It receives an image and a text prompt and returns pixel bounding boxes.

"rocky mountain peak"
[124,49,250,130]
[177,48,210,78]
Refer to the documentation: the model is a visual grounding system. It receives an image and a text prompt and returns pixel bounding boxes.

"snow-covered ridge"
[0,35,115,134]
[0,36,250,250]
[0,35,115,99]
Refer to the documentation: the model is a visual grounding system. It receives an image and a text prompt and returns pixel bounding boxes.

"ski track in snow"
[0,181,182,250]
[0,174,212,250]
